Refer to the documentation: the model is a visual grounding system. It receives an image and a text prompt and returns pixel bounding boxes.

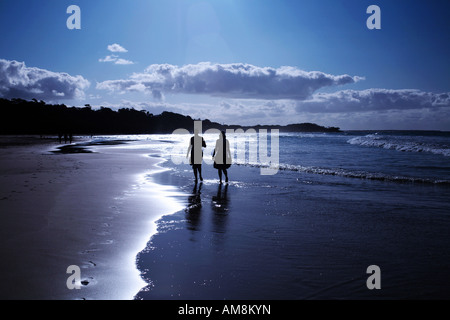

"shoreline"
[133,138,450,300]
[0,136,185,300]
[2,134,450,299]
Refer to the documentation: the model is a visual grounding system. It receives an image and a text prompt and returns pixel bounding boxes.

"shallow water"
[124,131,450,299]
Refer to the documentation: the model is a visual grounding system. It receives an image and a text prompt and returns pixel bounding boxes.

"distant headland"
[0,98,341,135]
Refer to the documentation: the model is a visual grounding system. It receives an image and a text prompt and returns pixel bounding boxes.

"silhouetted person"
[213,131,231,183]
[69,133,73,144]
[187,129,206,183]
[58,133,63,144]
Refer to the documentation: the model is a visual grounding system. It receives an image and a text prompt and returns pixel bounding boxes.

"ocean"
[122,130,450,299]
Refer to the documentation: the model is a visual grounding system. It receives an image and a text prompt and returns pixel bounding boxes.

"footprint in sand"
[79,248,100,255]
[81,277,95,286]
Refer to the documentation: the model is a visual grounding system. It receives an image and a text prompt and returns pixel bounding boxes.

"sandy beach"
[2,133,449,300]
[0,136,182,300]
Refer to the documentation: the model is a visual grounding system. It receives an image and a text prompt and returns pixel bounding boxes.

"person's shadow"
[185,182,203,231]
[211,183,229,234]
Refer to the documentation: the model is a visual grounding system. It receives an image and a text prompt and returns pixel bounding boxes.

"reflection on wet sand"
[185,182,203,231]
[211,183,229,235]
[185,182,231,236]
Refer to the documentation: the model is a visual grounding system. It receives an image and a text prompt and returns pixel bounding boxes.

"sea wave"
[347,134,450,157]
[234,161,450,185]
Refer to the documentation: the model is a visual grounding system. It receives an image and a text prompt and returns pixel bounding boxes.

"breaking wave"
[347,134,450,157]
[235,161,450,185]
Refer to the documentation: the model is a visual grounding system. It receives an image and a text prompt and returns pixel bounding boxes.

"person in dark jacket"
[187,129,206,182]
[212,131,231,183]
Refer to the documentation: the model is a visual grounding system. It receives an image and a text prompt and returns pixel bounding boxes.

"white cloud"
[151,89,164,100]
[0,59,90,101]
[295,89,450,113]
[298,108,450,130]
[88,94,450,130]
[93,61,449,130]
[99,45,134,65]
[114,58,134,65]
[99,55,118,63]
[107,43,128,53]
[96,62,361,100]
[99,56,134,65]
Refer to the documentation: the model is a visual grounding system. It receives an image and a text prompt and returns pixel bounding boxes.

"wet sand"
[135,156,450,300]
[0,136,179,300]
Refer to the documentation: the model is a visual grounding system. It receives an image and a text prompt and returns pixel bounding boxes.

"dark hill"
[0,98,340,135]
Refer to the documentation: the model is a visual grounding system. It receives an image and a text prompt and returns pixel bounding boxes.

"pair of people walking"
[187,130,231,184]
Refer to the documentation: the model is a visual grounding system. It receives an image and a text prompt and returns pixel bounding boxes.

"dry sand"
[0,136,182,300]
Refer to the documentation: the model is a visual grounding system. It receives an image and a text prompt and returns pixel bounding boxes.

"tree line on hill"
[0,98,340,135]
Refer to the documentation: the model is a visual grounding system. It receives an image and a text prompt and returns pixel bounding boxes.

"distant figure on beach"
[213,131,231,183]
[187,129,206,182]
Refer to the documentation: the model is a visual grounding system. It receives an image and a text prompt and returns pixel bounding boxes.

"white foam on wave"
[234,161,450,185]
[347,134,450,157]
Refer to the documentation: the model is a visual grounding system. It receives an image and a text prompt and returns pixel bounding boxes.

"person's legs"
[223,169,228,182]
[193,166,198,181]
[198,165,203,181]
[218,169,223,183]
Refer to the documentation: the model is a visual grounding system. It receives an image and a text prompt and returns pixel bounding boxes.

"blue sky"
[0,0,449,130]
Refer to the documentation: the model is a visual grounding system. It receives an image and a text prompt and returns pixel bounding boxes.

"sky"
[0,0,449,130]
